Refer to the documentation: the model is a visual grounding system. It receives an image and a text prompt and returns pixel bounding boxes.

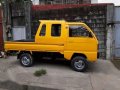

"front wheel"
[19,53,33,67]
[71,56,88,72]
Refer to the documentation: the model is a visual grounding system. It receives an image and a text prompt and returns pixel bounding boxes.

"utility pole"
[24,1,32,39]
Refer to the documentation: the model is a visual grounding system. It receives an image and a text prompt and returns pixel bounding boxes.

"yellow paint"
[5,20,98,62]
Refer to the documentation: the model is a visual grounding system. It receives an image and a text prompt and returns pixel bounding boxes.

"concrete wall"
[106,25,114,60]
[106,5,114,60]
[113,6,120,59]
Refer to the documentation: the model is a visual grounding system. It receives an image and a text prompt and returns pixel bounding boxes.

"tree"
[0,0,3,3]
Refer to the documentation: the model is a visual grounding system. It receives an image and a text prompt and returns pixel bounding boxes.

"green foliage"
[0,0,3,3]
[34,69,47,77]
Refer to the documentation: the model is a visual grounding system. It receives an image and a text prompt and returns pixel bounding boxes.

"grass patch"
[34,69,47,77]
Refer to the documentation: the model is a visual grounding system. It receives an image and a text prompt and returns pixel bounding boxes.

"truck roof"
[39,20,66,23]
[39,20,87,25]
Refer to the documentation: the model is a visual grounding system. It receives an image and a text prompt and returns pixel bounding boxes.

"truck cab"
[5,20,98,72]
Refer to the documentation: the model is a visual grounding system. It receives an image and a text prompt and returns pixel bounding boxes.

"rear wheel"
[71,56,88,72]
[19,53,33,67]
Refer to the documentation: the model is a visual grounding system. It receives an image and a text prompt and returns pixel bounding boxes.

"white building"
[31,0,39,5]
[91,0,120,6]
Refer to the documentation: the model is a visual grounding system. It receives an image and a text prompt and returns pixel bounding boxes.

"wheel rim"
[21,56,30,66]
[74,59,85,70]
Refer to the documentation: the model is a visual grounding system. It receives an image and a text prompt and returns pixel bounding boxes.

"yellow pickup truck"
[5,20,98,72]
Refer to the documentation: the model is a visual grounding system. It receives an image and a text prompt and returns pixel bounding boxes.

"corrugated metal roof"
[32,3,113,11]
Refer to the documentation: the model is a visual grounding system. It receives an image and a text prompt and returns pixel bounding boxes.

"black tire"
[71,56,88,72]
[19,53,33,67]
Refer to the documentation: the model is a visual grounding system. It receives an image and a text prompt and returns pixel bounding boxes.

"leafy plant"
[0,0,2,2]
[34,69,47,77]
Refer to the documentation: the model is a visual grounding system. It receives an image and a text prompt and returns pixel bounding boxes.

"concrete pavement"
[0,56,120,90]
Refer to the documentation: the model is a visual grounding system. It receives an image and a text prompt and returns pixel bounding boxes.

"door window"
[40,24,46,36]
[51,24,61,37]
[69,25,92,37]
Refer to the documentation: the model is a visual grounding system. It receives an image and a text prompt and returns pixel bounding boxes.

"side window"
[40,24,46,36]
[69,25,92,37]
[51,24,61,37]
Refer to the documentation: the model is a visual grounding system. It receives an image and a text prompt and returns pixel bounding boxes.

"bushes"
[34,69,47,77]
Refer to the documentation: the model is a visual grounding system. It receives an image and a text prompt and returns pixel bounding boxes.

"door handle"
[58,44,64,46]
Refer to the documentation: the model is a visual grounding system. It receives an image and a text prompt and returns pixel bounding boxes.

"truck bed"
[5,41,35,51]
[12,39,35,42]
[4,40,64,52]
